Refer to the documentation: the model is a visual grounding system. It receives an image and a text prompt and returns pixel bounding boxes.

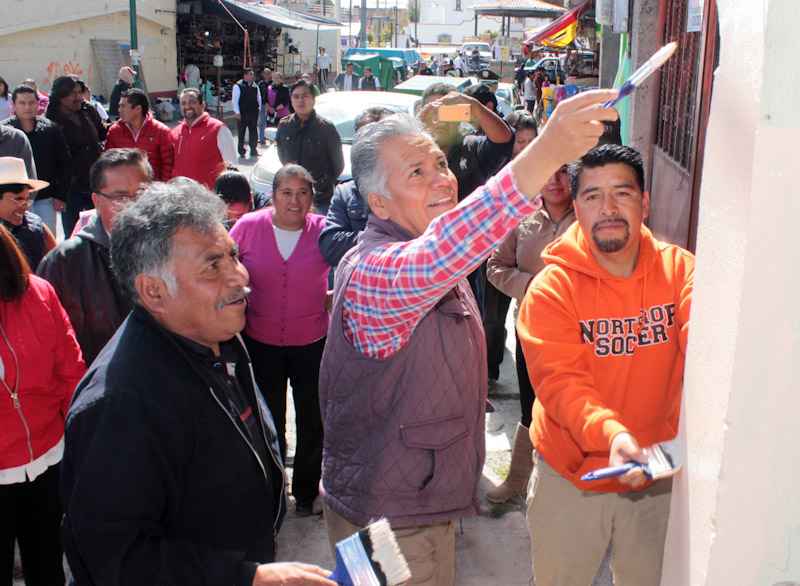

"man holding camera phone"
[418,83,513,201]
[417,83,514,345]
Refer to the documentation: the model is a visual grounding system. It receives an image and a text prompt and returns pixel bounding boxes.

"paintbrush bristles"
[366,519,412,586]
[646,444,673,479]
[629,41,678,86]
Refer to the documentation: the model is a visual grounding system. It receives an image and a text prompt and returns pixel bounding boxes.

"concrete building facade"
[0,0,177,97]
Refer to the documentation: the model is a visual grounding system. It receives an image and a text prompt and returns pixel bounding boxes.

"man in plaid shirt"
[319,90,618,585]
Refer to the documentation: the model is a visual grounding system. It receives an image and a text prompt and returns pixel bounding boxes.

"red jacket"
[170,112,226,189]
[0,275,86,470]
[105,115,175,181]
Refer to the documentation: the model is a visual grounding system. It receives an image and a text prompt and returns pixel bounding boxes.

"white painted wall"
[661,1,800,584]
[0,0,175,36]
[404,0,502,44]
[0,2,177,94]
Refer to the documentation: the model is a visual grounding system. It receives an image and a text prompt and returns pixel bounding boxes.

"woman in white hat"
[0,156,56,270]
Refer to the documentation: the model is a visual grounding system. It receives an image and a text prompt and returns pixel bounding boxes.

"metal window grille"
[655,0,701,171]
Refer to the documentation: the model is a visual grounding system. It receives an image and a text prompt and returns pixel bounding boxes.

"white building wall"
[0,0,177,94]
[660,1,800,584]
[405,0,502,44]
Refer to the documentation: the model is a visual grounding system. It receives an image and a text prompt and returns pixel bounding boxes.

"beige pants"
[324,502,456,586]
[526,457,671,586]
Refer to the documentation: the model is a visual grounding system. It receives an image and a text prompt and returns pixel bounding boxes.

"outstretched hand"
[510,89,619,199]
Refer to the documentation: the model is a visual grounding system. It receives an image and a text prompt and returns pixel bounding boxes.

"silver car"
[250,91,421,199]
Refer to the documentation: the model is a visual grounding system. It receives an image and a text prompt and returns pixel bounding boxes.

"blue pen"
[581,462,650,482]
[603,42,678,108]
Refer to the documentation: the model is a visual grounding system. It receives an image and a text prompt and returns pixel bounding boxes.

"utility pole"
[359,0,367,47]
[129,0,144,88]
[414,0,419,46]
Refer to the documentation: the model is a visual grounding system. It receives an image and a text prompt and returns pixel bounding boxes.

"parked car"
[495,82,524,117]
[393,75,473,97]
[460,42,492,74]
[524,57,566,84]
[250,91,421,199]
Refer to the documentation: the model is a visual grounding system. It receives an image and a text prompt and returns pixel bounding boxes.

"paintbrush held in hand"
[328,518,412,586]
[581,437,683,482]
[603,41,679,108]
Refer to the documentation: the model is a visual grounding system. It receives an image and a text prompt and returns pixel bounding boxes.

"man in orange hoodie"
[517,144,694,586]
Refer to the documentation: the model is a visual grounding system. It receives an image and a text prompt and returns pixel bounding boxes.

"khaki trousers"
[323,502,456,586]
[526,457,671,586]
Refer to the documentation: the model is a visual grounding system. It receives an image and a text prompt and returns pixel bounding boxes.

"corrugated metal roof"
[219,0,342,30]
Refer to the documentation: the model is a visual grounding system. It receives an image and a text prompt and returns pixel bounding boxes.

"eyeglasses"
[95,190,138,202]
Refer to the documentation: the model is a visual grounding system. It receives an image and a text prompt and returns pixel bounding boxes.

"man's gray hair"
[111,181,226,302]
[351,113,432,198]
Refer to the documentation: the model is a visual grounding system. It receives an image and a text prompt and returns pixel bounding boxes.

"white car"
[250,91,421,199]
[460,42,493,74]
[495,82,524,118]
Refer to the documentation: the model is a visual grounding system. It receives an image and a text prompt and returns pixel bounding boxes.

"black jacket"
[447,132,514,200]
[47,103,106,193]
[4,116,71,201]
[276,110,344,208]
[61,306,286,586]
[3,211,49,269]
[37,213,131,365]
[109,80,131,117]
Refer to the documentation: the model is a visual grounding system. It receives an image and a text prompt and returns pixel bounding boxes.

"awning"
[473,0,566,19]
[218,0,341,31]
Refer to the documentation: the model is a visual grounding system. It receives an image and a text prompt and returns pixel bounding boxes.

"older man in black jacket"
[37,149,149,365]
[62,180,334,586]
[276,80,343,214]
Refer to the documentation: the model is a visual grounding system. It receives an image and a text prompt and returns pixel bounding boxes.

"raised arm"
[344,90,618,359]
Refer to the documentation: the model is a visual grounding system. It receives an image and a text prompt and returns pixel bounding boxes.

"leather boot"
[487,423,534,504]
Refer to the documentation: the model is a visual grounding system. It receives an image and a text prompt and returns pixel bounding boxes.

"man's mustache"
[592,218,629,232]
[216,286,252,310]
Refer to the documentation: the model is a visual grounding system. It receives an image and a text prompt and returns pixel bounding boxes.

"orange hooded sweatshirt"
[517,222,693,492]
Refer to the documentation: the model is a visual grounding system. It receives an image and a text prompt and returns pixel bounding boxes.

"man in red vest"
[170,88,237,189]
[106,89,174,181]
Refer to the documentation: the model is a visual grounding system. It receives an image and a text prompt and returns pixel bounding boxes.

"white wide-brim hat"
[0,157,49,191]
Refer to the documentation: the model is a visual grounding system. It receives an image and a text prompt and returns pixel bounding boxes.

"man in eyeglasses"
[38,148,152,365]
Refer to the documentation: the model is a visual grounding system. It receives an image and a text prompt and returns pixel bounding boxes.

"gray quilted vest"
[320,216,487,529]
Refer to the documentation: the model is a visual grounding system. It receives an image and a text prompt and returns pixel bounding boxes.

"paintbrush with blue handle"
[328,518,411,586]
[581,441,681,482]
[603,42,679,109]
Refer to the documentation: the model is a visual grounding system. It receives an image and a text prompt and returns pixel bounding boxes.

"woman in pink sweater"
[230,164,330,517]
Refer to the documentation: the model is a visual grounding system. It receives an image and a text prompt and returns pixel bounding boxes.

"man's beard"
[592,218,630,253]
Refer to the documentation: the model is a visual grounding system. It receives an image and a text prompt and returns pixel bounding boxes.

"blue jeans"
[258,108,269,143]
[31,198,58,234]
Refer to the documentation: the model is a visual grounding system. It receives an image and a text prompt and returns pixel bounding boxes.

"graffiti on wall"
[41,60,94,90]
